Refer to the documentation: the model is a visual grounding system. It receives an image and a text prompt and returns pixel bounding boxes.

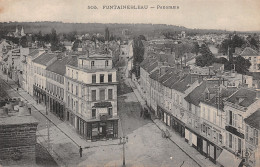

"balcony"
[80,65,112,70]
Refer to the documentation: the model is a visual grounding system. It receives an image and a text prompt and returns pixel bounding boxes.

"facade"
[32,52,58,104]
[46,55,70,120]
[199,81,237,163]
[22,49,45,95]
[240,47,260,72]
[244,109,260,167]
[222,88,260,166]
[65,49,119,141]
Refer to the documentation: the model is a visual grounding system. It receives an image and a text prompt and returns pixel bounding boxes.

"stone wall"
[0,123,38,165]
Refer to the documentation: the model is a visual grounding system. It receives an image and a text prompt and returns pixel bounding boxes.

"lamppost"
[120,136,128,167]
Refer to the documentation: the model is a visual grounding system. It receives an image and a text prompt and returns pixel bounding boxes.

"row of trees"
[132,35,146,77]
[196,43,251,74]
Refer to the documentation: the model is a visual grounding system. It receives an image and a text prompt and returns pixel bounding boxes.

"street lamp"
[120,136,128,167]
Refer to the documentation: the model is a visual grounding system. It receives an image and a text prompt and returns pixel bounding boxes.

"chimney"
[0,108,9,118]
[18,106,31,117]
[19,101,24,107]
[5,102,14,111]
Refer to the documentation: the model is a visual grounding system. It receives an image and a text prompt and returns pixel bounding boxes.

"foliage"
[195,44,214,67]
[20,36,28,47]
[132,35,145,77]
[105,27,110,41]
[72,39,82,51]
[191,42,199,55]
[232,56,251,74]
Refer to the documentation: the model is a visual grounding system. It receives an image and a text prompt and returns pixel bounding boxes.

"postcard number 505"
[88,6,98,9]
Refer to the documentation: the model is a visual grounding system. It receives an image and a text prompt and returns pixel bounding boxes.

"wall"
[0,123,38,165]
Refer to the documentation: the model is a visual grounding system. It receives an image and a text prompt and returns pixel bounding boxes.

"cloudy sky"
[0,0,259,31]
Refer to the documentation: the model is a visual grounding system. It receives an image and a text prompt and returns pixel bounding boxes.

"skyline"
[0,0,260,32]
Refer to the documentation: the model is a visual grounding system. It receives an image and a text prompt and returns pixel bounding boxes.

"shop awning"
[216,149,242,167]
[94,102,112,108]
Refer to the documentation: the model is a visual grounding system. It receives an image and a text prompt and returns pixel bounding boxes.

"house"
[63,41,73,51]
[240,47,260,72]
[199,80,237,163]
[65,48,119,141]
[244,109,260,167]
[32,52,58,104]
[46,55,70,120]
[222,88,260,166]
[22,49,46,95]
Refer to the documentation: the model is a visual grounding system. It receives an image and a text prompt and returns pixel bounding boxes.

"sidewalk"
[126,78,219,167]
[1,72,121,148]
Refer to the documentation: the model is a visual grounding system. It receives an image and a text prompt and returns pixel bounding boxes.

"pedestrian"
[17,87,18,91]
[79,146,83,158]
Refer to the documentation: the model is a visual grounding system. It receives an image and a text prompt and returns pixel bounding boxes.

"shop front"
[33,85,46,104]
[158,105,185,137]
[47,95,65,120]
[200,136,223,164]
[86,119,118,141]
[66,109,119,141]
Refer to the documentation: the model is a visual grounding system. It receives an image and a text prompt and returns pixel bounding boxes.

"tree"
[195,44,215,67]
[105,27,110,41]
[133,36,145,77]
[233,55,251,74]
[20,36,27,47]
[50,28,59,51]
[191,42,199,55]
[72,39,82,51]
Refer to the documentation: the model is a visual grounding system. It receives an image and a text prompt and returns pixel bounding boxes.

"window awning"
[94,102,112,108]
[216,149,242,167]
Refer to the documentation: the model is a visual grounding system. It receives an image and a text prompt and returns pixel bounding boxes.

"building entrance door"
[99,122,107,139]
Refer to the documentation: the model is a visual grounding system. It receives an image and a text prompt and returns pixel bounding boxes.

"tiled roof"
[140,58,156,70]
[67,56,78,67]
[240,47,259,56]
[32,52,56,66]
[245,109,260,130]
[28,49,39,57]
[147,61,158,73]
[162,74,180,88]
[226,88,257,107]
[171,74,196,92]
[185,81,207,106]
[46,56,70,76]
[202,87,237,110]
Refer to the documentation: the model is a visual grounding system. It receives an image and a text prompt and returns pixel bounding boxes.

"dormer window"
[105,60,108,66]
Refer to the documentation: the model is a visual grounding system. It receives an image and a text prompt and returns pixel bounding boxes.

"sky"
[0,0,260,31]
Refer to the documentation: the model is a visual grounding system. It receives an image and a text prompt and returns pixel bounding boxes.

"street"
[0,68,199,167]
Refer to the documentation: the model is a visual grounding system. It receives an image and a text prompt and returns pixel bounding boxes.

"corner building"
[65,50,118,141]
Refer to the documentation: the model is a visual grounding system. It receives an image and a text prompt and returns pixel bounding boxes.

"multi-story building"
[198,80,237,163]
[32,52,58,104]
[244,109,260,167]
[46,55,70,120]
[22,49,45,95]
[222,88,260,166]
[240,47,260,72]
[65,49,118,141]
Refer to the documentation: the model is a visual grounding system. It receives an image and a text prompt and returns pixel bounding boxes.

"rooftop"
[46,56,70,75]
[240,47,259,57]
[32,52,57,66]
[225,88,257,107]
[185,81,207,106]
[244,109,260,130]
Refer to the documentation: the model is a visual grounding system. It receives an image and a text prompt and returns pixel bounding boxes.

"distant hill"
[0,21,246,37]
